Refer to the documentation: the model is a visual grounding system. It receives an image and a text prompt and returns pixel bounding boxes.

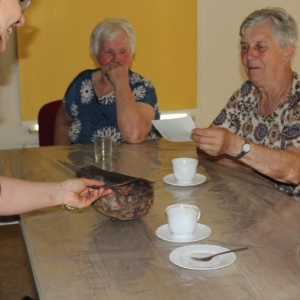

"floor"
[0,217,37,300]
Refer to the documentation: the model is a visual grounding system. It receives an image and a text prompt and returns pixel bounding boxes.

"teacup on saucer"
[166,204,200,237]
[172,157,198,184]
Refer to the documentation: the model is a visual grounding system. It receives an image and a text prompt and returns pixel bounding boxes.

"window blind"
[17,0,197,121]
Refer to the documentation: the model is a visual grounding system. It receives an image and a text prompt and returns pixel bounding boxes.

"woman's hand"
[191,127,242,157]
[103,63,129,89]
[61,178,113,209]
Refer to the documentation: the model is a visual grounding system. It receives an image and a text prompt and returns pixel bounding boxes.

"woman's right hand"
[191,127,242,157]
[103,63,129,89]
[60,178,113,209]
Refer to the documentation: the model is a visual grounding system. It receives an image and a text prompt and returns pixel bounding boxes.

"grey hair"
[239,7,298,47]
[90,18,136,57]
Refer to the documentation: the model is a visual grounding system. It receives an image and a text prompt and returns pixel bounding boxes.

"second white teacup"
[166,204,200,237]
[172,157,198,183]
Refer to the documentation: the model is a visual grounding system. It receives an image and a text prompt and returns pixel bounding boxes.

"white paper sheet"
[152,116,195,142]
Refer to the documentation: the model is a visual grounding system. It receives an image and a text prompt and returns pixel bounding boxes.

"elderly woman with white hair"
[54,18,161,145]
[191,7,300,201]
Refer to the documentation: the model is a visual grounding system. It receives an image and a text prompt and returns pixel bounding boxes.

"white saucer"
[156,223,211,243]
[163,173,207,186]
[169,244,236,270]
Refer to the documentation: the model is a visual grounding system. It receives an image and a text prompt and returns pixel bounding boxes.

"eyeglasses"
[19,0,32,13]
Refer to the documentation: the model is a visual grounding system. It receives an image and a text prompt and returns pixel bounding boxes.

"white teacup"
[166,204,200,237]
[172,157,198,183]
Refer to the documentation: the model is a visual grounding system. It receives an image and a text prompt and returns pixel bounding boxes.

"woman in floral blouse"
[54,18,160,145]
[191,7,300,200]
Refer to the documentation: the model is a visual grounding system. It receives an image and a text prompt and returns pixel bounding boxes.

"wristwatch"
[235,138,251,159]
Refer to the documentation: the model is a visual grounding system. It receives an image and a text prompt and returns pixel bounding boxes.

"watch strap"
[235,138,250,160]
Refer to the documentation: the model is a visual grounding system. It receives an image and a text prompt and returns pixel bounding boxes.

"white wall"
[1,1,300,149]
[0,31,38,150]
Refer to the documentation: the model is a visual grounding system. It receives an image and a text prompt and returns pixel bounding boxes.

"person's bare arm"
[192,127,300,184]
[54,104,73,145]
[0,176,112,216]
[115,86,154,143]
[106,64,155,143]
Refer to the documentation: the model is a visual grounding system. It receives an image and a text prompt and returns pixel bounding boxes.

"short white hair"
[240,7,298,47]
[90,18,136,57]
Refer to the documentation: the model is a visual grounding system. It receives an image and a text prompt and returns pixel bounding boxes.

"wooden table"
[3,139,300,299]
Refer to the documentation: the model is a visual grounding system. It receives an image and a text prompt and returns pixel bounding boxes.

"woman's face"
[0,0,25,53]
[98,30,133,69]
[240,21,288,88]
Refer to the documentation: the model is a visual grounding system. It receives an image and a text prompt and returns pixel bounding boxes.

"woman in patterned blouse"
[54,18,160,145]
[191,7,300,200]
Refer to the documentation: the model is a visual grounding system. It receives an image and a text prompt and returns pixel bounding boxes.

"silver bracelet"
[59,182,76,210]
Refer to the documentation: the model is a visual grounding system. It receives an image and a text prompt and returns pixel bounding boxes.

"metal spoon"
[190,247,249,262]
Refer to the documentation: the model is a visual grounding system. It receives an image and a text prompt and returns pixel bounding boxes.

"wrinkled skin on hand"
[191,127,240,157]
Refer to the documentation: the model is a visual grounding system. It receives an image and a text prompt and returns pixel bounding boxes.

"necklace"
[274,83,287,103]
[258,81,289,116]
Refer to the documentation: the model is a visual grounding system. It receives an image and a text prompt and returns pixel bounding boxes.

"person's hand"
[191,127,242,157]
[103,63,129,89]
[60,178,113,209]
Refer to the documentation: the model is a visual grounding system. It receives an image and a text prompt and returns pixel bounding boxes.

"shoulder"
[65,69,97,94]
[289,72,300,98]
[226,80,255,100]
[287,72,300,108]
[293,72,300,90]
[71,69,98,83]
[239,80,255,93]
[64,69,98,105]
[129,70,155,89]
[232,80,256,100]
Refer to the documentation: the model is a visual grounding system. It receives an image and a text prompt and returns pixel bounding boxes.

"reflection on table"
[1,139,300,299]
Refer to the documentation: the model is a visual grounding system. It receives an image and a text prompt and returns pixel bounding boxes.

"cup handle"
[197,211,200,221]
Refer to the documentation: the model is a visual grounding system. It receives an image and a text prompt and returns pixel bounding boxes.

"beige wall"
[0,0,300,149]
[196,0,300,127]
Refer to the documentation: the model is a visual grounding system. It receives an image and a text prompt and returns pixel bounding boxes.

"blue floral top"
[63,69,161,143]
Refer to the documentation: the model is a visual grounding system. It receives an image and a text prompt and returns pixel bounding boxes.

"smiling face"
[240,20,290,88]
[0,0,25,53]
[97,30,133,69]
